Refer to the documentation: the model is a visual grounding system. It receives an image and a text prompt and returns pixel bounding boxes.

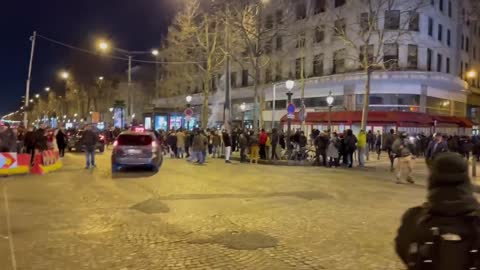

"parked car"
[111,131,163,173]
[67,130,105,153]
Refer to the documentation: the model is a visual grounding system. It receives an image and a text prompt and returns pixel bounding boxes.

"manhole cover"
[130,199,170,214]
[190,231,278,250]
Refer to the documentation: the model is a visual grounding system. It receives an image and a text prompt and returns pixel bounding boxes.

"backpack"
[407,208,480,270]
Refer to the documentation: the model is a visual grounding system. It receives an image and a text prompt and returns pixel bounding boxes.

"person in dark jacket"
[81,125,98,169]
[271,128,280,160]
[34,124,48,153]
[374,130,382,160]
[344,129,357,168]
[56,128,67,157]
[395,152,479,268]
[231,129,238,152]
[426,133,448,167]
[0,123,17,152]
[222,130,232,163]
[314,131,329,166]
[24,126,36,162]
[239,131,249,162]
[383,129,396,171]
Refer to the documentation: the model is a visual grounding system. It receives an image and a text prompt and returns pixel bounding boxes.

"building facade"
[149,0,480,134]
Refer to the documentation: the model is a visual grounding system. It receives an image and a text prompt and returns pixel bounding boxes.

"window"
[313,54,324,76]
[448,1,452,17]
[231,72,237,87]
[436,54,442,72]
[438,24,443,41]
[296,3,306,20]
[461,34,464,49]
[360,12,369,31]
[275,62,282,81]
[334,18,346,36]
[295,58,305,79]
[439,0,443,12]
[241,69,248,87]
[428,18,434,36]
[409,12,419,31]
[276,36,283,51]
[427,49,433,71]
[265,15,273,30]
[314,0,326,14]
[335,0,346,8]
[265,67,272,83]
[460,61,464,77]
[447,29,451,46]
[384,10,400,30]
[333,49,346,74]
[359,44,374,65]
[446,57,450,73]
[315,26,325,43]
[407,45,418,69]
[275,10,283,25]
[466,37,470,52]
[296,32,306,48]
[431,0,434,5]
[383,43,398,69]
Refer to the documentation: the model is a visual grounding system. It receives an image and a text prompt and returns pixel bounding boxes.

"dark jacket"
[24,131,35,148]
[192,133,207,152]
[315,134,329,151]
[222,133,232,147]
[426,140,448,160]
[239,133,248,148]
[383,133,395,150]
[56,130,67,148]
[81,130,97,148]
[34,128,48,151]
[344,134,357,152]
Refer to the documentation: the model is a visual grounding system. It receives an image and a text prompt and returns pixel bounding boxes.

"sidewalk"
[230,151,480,192]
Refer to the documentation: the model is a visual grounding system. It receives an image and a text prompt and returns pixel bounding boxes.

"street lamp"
[98,40,109,51]
[74,113,78,117]
[98,76,104,81]
[35,94,40,99]
[60,71,69,80]
[326,91,335,134]
[45,87,50,92]
[285,80,295,149]
[186,95,192,106]
[109,107,114,112]
[29,99,34,103]
[240,102,247,129]
[152,49,159,56]
[467,70,478,79]
[63,115,67,119]
[185,95,193,130]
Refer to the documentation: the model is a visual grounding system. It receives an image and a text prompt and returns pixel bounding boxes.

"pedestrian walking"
[374,130,382,160]
[395,152,480,269]
[259,129,268,160]
[392,132,415,184]
[56,127,67,158]
[231,129,238,152]
[327,132,340,167]
[211,130,221,158]
[344,129,357,168]
[222,130,232,163]
[33,124,48,154]
[270,128,280,160]
[167,130,177,158]
[357,130,367,166]
[249,131,260,164]
[24,126,35,164]
[367,130,375,152]
[239,131,248,162]
[191,129,207,165]
[176,129,186,158]
[314,131,329,166]
[81,124,97,169]
[383,129,396,171]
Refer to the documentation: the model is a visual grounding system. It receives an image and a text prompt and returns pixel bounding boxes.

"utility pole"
[224,4,231,133]
[24,31,36,127]
[127,55,132,124]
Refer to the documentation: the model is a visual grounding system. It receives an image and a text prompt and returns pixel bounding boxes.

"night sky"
[0,0,177,116]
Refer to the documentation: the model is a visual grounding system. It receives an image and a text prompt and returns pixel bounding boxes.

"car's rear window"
[118,135,152,146]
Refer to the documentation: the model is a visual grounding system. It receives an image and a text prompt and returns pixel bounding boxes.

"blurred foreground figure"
[395,152,480,269]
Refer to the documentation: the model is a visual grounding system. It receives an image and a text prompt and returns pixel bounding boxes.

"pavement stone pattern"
[0,150,433,269]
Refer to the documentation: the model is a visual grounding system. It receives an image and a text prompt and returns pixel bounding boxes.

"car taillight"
[113,140,118,147]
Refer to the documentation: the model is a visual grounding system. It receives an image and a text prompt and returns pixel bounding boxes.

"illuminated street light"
[152,49,159,56]
[467,70,478,79]
[29,99,34,103]
[35,94,40,98]
[186,95,193,104]
[74,113,78,117]
[63,115,67,119]
[45,87,50,92]
[240,102,246,112]
[60,71,69,79]
[98,76,104,81]
[98,40,109,51]
[109,107,114,112]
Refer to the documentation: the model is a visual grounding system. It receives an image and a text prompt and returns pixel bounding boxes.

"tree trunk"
[253,59,260,130]
[360,68,372,131]
[202,76,210,129]
[300,52,306,132]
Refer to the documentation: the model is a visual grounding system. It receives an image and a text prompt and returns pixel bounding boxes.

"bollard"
[473,157,477,177]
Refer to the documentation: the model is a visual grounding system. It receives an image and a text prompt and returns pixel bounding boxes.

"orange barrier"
[0,153,30,176]
[30,150,62,175]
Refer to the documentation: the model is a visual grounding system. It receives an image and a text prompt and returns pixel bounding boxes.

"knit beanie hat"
[428,152,470,190]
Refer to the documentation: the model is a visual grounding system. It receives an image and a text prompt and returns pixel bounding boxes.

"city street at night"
[0,152,429,270]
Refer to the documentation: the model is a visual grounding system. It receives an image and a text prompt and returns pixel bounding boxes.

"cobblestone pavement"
[0,150,431,270]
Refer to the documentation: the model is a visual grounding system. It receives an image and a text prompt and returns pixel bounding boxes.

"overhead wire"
[36,33,201,65]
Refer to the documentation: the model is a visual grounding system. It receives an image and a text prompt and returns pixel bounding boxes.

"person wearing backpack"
[392,132,415,184]
[395,152,480,270]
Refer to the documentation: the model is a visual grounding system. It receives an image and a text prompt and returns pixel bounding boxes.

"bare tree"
[324,0,428,130]
[165,0,226,128]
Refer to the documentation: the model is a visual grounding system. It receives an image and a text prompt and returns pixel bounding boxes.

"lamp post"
[152,49,160,96]
[326,91,335,135]
[240,102,247,129]
[186,95,192,130]
[285,80,295,150]
[467,69,478,176]
[45,87,50,92]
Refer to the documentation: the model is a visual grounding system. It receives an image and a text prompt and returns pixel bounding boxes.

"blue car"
[111,131,163,173]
